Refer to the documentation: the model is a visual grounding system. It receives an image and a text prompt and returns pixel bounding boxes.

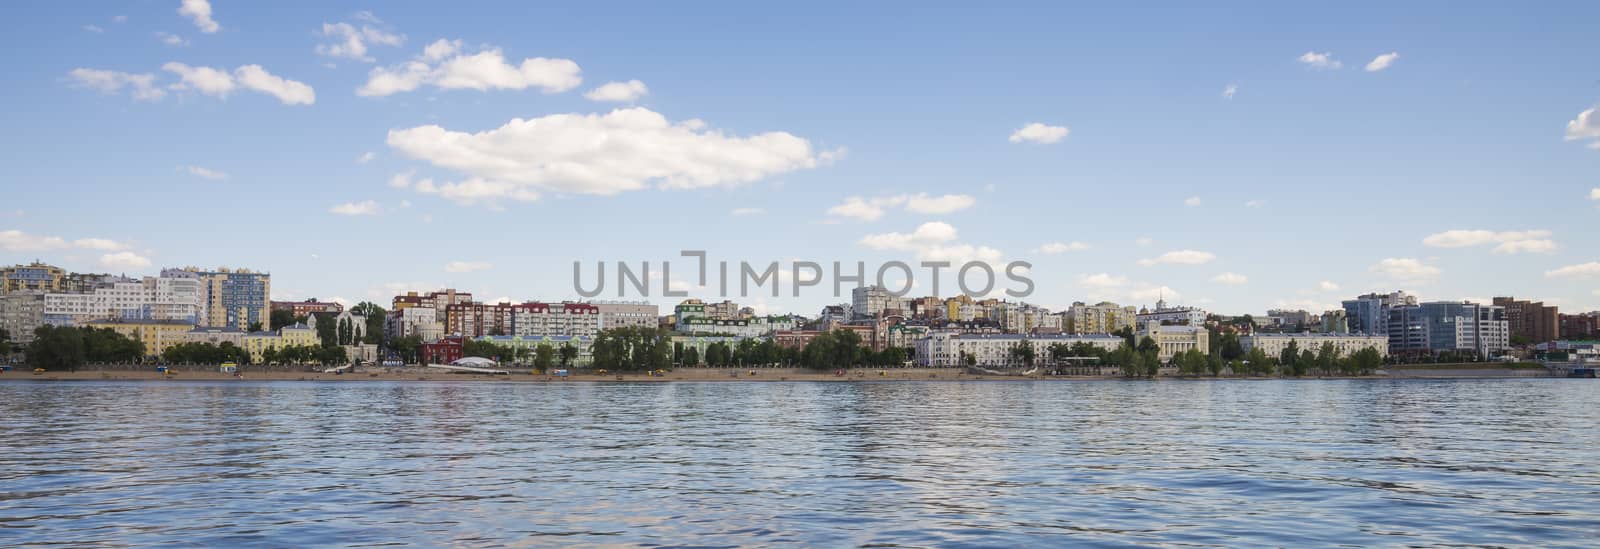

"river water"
[1,379,1596,547]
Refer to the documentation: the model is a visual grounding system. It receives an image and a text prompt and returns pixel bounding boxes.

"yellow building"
[243,323,319,363]
[84,319,196,358]
[1,262,67,294]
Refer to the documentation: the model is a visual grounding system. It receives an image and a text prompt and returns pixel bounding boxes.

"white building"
[1241,333,1389,359]
[386,306,443,342]
[1136,299,1207,329]
[852,285,909,320]
[915,332,1124,367]
[43,274,206,327]
[595,301,659,330]
[676,315,800,338]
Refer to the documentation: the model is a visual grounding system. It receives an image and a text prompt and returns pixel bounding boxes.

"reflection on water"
[1,379,1597,547]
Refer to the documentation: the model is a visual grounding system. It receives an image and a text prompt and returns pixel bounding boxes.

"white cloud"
[1212,272,1248,285]
[1565,107,1600,147]
[1370,258,1440,283]
[1135,236,1153,247]
[1008,122,1069,144]
[182,165,228,180]
[1222,83,1237,99]
[0,230,67,252]
[359,39,581,97]
[67,68,165,101]
[1422,229,1553,254]
[584,79,649,102]
[233,65,316,105]
[1365,52,1400,72]
[826,193,974,221]
[356,151,377,164]
[84,24,104,33]
[178,0,219,34]
[827,196,896,221]
[160,63,316,105]
[1546,262,1600,279]
[410,178,540,208]
[387,107,822,204]
[1036,241,1090,254]
[113,15,127,23]
[317,19,404,62]
[858,222,1002,265]
[905,193,976,214]
[1138,250,1216,266]
[1591,187,1600,200]
[0,231,129,253]
[100,251,152,271]
[162,62,234,95]
[1318,280,1340,292]
[1128,285,1181,302]
[73,238,125,251]
[329,200,380,216]
[1245,199,1265,208]
[1493,239,1556,254]
[1079,273,1129,289]
[445,261,493,273]
[1298,51,1342,69]
[1183,196,1201,207]
[731,207,765,216]
[155,32,189,47]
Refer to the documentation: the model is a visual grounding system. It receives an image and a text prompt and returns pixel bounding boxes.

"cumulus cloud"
[584,79,649,102]
[1421,229,1554,254]
[1546,262,1600,279]
[1212,272,1248,285]
[1008,122,1069,144]
[181,165,228,180]
[1079,273,1129,289]
[1138,250,1216,266]
[178,0,218,34]
[825,193,975,221]
[329,200,380,216]
[859,222,1002,265]
[1183,196,1201,207]
[67,68,166,101]
[358,38,581,96]
[1365,51,1400,72]
[0,230,129,253]
[317,17,404,62]
[387,108,824,204]
[1222,83,1238,99]
[1565,107,1600,148]
[444,261,493,273]
[100,251,152,271]
[1370,258,1440,283]
[155,32,189,47]
[1591,187,1600,200]
[1036,241,1090,254]
[162,62,315,105]
[730,207,765,216]
[1318,280,1340,292]
[1298,51,1341,69]
[356,151,376,164]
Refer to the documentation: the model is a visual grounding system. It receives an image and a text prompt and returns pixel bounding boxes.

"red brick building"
[420,336,464,365]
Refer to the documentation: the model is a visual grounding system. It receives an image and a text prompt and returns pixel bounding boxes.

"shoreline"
[0,367,1562,383]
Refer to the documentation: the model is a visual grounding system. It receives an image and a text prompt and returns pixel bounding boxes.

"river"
[1,379,1596,547]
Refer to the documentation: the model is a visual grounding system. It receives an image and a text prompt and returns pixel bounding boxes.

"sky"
[2,1,1599,317]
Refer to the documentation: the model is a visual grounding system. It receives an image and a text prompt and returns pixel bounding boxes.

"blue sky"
[3,1,1598,316]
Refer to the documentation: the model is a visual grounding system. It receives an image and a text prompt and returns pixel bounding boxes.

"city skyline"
[3,1,1599,317]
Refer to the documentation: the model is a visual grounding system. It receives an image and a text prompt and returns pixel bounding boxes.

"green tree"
[247,322,263,333]
[1315,342,1339,376]
[533,345,555,373]
[558,342,577,368]
[270,309,297,331]
[682,346,700,367]
[961,351,977,368]
[313,313,337,348]
[1218,332,1244,360]
[1279,340,1300,374]
[1348,347,1383,376]
[1009,340,1037,368]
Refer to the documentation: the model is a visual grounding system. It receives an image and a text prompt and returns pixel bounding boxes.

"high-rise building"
[1136,299,1206,329]
[1559,312,1599,340]
[594,301,659,330]
[174,267,270,330]
[43,273,206,326]
[1066,301,1138,334]
[1493,297,1559,344]
[0,291,46,343]
[1,262,68,294]
[1388,301,1509,356]
[852,285,909,320]
[1341,291,1417,336]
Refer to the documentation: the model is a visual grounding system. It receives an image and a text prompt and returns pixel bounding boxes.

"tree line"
[25,325,145,371]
